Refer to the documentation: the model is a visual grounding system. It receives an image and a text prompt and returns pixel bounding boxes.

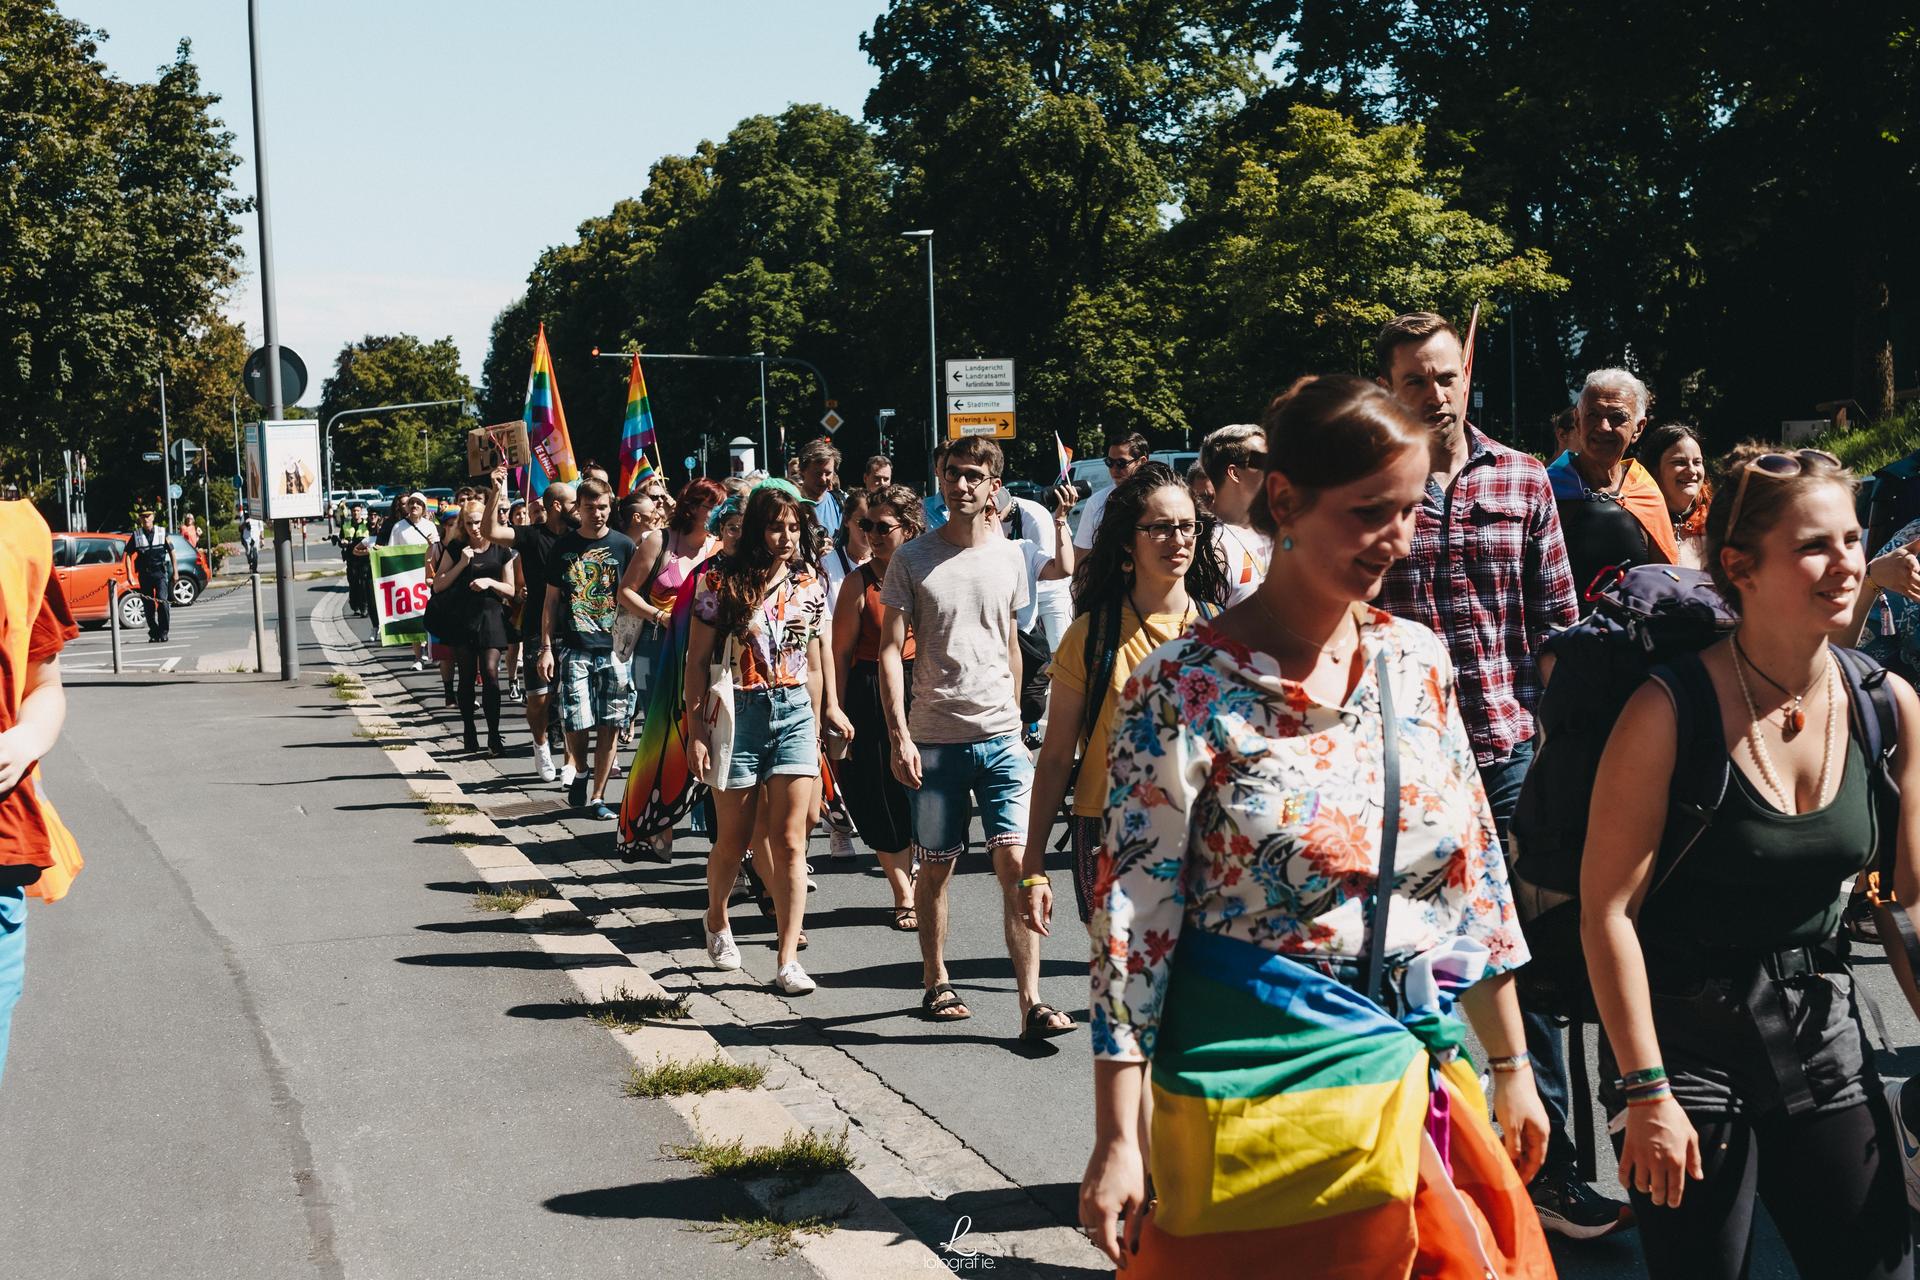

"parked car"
[52,531,212,628]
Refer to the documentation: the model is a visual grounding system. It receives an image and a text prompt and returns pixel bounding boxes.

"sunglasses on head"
[857,518,902,536]
[1721,449,1841,542]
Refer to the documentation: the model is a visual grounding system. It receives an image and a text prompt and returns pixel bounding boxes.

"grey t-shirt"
[880,531,1029,744]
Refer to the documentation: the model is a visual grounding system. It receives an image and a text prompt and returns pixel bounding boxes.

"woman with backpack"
[1072,376,1553,1277]
[1020,462,1226,929]
[1583,444,1920,1278]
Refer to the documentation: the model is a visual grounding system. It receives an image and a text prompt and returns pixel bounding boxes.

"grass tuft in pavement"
[472,884,548,912]
[424,801,477,825]
[624,1054,765,1099]
[688,1213,838,1257]
[352,727,401,739]
[380,743,405,752]
[666,1126,854,1180]
[568,982,693,1032]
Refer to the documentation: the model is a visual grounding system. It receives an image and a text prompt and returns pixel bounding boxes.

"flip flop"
[1020,1003,1077,1042]
[891,906,919,932]
[922,982,971,1021]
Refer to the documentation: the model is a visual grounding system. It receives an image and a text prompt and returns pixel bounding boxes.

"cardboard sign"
[467,420,532,477]
[369,543,430,644]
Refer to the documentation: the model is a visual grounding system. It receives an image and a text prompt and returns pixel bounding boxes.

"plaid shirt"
[1376,428,1578,765]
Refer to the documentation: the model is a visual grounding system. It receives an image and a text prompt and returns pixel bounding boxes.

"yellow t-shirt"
[1052,603,1200,818]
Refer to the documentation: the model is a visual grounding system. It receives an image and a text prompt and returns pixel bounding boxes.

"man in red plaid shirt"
[1371,312,1629,1240]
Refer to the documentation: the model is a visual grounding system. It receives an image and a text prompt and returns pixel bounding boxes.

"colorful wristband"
[1617,1066,1668,1089]
[1018,875,1050,889]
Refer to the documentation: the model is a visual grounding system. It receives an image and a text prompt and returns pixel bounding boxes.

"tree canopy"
[317,335,472,489]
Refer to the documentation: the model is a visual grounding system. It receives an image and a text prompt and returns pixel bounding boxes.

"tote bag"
[699,632,738,787]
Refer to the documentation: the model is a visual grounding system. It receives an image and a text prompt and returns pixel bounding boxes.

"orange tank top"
[852,562,914,663]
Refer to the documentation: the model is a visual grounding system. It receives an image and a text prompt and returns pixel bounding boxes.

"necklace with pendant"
[1254,595,1359,666]
[1732,635,1820,735]
[1732,645,1837,812]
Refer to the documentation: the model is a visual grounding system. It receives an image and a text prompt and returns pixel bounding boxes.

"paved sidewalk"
[0,671,811,1279]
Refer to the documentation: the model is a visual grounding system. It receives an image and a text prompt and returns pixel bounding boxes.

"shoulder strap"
[642,536,669,593]
[1061,601,1126,800]
[858,561,878,591]
[1833,645,1902,880]
[1363,649,1400,1006]
[1645,651,1731,898]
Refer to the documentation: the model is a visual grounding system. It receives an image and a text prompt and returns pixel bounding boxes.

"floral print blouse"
[1090,609,1529,1062]
[692,566,828,691]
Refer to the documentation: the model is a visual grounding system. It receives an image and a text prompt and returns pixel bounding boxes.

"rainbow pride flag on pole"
[523,323,578,496]
[619,355,661,495]
[1054,431,1073,486]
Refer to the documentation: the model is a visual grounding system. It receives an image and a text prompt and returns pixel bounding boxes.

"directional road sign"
[143,452,163,463]
[944,359,1015,395]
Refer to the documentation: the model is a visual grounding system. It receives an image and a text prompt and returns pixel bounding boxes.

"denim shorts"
[556,647,632,732]
[0,886,25,1090]
[723,685,817,791]
[910,734,1034,862]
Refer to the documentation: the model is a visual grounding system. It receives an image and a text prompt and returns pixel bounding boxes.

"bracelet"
[1624,1084,1674,1107]
[1018,875,1050,889]
[1487,1053,1532,1073]
[1617,1066,1668,1089]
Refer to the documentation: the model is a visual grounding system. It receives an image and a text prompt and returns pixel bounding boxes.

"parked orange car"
[52,531,212,629]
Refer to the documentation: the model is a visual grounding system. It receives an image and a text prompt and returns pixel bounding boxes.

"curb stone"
[309,593,949,1279]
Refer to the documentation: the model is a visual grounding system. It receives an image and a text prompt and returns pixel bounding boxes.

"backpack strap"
[1052,601,1127,852]
[1645,651,1731,899]
[1831,645,1918,979]
[1363,649,1401,1006]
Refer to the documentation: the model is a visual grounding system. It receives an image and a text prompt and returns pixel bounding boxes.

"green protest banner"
[369,544,430,645]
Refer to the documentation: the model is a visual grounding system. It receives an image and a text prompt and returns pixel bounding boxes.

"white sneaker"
[412,656,426,672]
[706,928,742,971]
[829,828,857,859]
[1885,1079,1920,1212]
[559,761,577,789]
[533,742,556,783]
[775,961,815,995]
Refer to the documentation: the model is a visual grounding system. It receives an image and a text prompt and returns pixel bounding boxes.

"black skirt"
[843,659,915,855]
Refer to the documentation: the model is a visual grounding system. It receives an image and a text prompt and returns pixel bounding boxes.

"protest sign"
[369,544,430,644]
[468,420,532,478]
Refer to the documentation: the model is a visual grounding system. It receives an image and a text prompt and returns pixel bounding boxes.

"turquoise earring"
[1281,535,1294,552]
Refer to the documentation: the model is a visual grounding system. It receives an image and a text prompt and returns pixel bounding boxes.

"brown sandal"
[922,982,971,1021]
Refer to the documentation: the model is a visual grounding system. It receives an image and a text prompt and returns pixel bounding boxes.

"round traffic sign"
[167,483,183,500]
[243,346,309,410]
[683,454,697,473]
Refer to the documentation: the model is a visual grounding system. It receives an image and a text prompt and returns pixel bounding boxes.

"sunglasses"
[1105,455,1142,472]
[1721,449,1841,543]
[858,518,902,536]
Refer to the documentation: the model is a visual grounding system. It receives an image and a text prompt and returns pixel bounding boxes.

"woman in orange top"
[830,485,926,929]
[0,501,82,1086]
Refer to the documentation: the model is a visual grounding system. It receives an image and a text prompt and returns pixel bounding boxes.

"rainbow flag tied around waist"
[1131,930,1555,1280]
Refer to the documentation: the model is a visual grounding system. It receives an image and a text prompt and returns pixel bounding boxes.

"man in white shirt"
[1201,423,1273,604]
[1071,430,1149,551]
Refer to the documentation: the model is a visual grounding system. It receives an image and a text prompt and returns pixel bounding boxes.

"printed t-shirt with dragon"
[551,529,636,654]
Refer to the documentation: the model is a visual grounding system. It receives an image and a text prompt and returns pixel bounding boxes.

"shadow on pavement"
[542,1174,806,1225]
[394,949,632,970]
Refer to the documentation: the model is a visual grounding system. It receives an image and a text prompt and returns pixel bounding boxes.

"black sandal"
[1020,1003,1077,1042]
[891,906,919,932]
[922,982,971,1021]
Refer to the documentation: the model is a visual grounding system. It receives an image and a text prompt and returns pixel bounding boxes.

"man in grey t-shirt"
[879,437,1076,1041]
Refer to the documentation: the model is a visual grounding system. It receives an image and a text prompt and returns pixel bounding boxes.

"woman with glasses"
[1583,444,1920,1277]
[1021,463,1227,926]
[1072,377,1550,1276]
[830,486,929,929]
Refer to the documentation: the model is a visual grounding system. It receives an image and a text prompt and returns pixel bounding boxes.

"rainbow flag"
[1054,431,1073,486]
[1123,931,1554,1280]
[619,355,662,495]
[618,560,708,853]
[523,323,578,496]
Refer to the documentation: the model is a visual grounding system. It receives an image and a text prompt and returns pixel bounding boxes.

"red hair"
[671,478,728,534]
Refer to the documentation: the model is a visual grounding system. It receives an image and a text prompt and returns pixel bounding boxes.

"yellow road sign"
[947,411,1016,439]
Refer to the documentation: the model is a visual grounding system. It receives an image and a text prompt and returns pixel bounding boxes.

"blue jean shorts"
[0,885,26,1090]
[910,734,1034,862]
[556,647,632,732]
[723,685,817,791]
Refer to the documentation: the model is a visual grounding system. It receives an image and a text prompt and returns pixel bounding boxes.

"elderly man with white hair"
[1546,368,1679,600]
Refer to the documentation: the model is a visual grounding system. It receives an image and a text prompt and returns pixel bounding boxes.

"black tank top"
[1556,493,1651,600]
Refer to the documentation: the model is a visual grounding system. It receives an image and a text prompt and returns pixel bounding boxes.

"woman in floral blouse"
[1068,375,1554,1278]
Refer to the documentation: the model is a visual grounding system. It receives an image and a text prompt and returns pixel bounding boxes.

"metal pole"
[159,370,174,531]
[756,351,768,472]
[924,238,938,487]
[108,581,123,674]
[251,571,267,673]
[248,0,296,680]
[1508,307,1520,440]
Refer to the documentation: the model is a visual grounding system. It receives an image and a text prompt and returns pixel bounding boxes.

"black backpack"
[1511,565,1904,1022]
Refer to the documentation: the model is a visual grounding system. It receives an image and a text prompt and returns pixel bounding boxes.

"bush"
[1811,404,1920,477]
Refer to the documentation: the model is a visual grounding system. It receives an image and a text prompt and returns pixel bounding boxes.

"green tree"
[0,3,248,509]
[317,335,471,489]
[1171,105,1565,429]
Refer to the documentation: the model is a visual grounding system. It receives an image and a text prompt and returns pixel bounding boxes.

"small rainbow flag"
[619,355,662,495]
[1054,431,1073,486]
[523,323,578,496]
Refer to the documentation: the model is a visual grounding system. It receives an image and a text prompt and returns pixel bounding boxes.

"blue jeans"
[910,735,1034,862]
[0,886,25,1091]
[1480,736,1577,1178]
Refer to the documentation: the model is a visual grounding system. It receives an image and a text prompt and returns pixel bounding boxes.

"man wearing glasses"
[878,437,1073,1040]
[1072,431,1150,551]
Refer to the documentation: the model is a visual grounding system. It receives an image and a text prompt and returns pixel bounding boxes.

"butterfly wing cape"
[617,563,706,852]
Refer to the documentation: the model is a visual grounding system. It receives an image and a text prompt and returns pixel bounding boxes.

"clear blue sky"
[59,1,884,390]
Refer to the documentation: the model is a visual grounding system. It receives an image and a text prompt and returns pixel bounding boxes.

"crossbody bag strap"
[1363,649,1401,1006]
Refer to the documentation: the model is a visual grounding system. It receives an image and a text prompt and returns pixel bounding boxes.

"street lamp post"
[158,369,174,530]
[322,399,463,512]
[755,350,769,472]
[901,230,937,487]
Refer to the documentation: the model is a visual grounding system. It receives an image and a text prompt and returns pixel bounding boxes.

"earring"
[1280,535,1294,552]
